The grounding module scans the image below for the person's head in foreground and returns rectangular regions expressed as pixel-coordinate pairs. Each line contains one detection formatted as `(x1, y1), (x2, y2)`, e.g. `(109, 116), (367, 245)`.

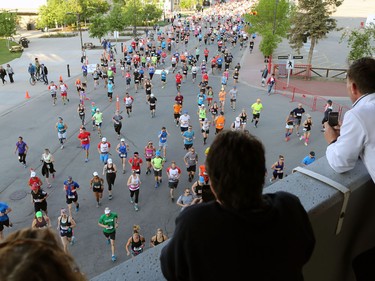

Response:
(0, 228), (86, 281)
(206, 130), (266, 209)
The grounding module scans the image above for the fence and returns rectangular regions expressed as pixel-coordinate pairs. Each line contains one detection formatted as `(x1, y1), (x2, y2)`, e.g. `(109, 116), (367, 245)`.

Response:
(274, 80), (351, 122)
(274, 64), (347, 80)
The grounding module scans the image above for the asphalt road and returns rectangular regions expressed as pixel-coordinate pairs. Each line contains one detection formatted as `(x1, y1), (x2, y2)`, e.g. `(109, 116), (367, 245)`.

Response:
(0, 26), (336, 278)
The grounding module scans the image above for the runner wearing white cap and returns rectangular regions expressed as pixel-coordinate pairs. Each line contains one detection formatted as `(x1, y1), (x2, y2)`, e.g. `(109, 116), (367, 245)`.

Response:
(98, 207), (118, 262)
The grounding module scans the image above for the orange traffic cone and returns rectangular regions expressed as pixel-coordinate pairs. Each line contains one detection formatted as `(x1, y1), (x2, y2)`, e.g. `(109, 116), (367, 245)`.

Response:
(59, 75), (63, 82)
(25, 91), (30, 99)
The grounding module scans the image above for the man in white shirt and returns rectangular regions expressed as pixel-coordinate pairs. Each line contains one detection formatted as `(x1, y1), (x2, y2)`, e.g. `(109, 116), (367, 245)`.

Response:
(179, 111), (190, 134)
(324, 57), (375, 183)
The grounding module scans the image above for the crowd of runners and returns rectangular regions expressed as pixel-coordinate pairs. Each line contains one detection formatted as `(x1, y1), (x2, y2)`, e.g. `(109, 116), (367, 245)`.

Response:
(1, 0), (321, 268)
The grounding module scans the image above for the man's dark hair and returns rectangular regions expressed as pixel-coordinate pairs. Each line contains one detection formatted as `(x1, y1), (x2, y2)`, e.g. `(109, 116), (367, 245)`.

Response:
(347, 57), (375, 95)
(206, 130), (266, 209)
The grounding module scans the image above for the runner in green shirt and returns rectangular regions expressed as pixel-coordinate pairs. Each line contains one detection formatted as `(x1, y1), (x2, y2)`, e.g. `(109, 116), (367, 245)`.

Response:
(151, 150), (165, 188)
(92, 108), (103, 137)
(98, 207), (118, 262)
(251, 98), (263, 128)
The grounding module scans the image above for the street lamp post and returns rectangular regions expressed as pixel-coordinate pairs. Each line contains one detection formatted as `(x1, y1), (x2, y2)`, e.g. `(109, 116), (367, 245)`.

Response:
(67, 12), (83, 52)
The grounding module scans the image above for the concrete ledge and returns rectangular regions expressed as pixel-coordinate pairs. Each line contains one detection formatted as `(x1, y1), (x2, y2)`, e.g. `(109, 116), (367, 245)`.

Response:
(91, 156), (374, 281)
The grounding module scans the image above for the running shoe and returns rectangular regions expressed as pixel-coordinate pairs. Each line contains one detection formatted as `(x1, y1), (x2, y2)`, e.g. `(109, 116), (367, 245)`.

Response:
(76, 204), (79, 212)
(134, 204), (139, 211)
(155, 182), (159, 188)
(109, 194), (113, 200)
(130, 198), (134, 204)
(70, 236), (76, 245)
(111, 255), (117, 262)
(85, 158), (89, 162)
(122, 170), (125, 174)
(107, 239), (110, 245)
(48, 184), (52, 188)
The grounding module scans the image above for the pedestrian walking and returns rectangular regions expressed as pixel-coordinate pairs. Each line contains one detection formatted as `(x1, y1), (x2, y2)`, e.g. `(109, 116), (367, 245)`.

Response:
(127, 170), (141, 211)
(55, 117), (68, 149)
(41, 148), (56, 188)
(90, 171), (105, 207)
(0, 66), (7, 85)
(267, 74), (276, 95)
(260, 65), (268, 87)
(14, 136), (28, 168)
(63, 176), (80, 216)
(57, 208), (76, 253)
(103, 158), (117, 200)
(6, 64), (14, 83)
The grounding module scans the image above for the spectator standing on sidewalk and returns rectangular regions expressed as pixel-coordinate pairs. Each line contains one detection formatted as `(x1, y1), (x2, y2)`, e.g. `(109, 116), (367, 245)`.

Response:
(260, 65), (268, 87)
(6, 64), (15, 83)
(267, 73), (276, 95)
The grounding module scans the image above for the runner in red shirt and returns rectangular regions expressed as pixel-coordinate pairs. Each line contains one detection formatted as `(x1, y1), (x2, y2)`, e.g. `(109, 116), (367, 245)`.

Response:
(28, 170), (43, 189)
(77, 126), (91, 162)
(175, 71), (183, 91)
(128, 152), (143, 174)
(204, 48), (209, 62)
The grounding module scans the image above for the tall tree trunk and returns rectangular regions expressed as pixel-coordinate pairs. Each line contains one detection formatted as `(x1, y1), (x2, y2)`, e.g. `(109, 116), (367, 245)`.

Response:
(307, 35), (316, 79)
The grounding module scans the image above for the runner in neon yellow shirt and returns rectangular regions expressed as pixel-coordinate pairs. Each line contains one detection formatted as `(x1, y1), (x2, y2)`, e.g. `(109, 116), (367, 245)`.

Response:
(251, 98), (263, 128)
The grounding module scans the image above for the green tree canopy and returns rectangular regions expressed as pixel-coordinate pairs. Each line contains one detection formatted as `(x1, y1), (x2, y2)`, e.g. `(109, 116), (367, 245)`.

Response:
(0, 10), (18, 38)
(340, 24), (375, 63)
(288, 0), (342, 66)
(107, 4), (126, 32)
(88, 13), (109, 42)
(244, 0), (293, 56)
(140, 4), (163, 25)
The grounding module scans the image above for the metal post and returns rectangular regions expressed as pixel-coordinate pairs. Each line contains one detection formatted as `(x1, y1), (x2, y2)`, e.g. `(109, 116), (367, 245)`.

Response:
(67, 64), (71, 77)
(78, 14), (83, 52)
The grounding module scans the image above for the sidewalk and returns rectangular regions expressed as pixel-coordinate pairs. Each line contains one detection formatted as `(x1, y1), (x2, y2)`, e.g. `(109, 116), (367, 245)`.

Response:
(239, 37), (348, 99)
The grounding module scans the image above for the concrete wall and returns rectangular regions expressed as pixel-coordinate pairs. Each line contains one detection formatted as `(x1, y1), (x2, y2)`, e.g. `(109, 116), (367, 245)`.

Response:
(91, 156), (375, 281)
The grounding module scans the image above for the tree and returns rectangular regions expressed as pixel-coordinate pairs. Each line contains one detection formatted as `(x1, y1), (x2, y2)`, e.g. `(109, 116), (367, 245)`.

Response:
(0, 10), (18, 49)
(340, 25), (375, 63)
(288, 0), (342, 66)
(107, 4), (126, 32)
(140, 4), (163, 25)
(244, 0), (293, 56)
(179, 0), (197, 10)
(88, 13), (109, 42)
(123, 0), (143, 35)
